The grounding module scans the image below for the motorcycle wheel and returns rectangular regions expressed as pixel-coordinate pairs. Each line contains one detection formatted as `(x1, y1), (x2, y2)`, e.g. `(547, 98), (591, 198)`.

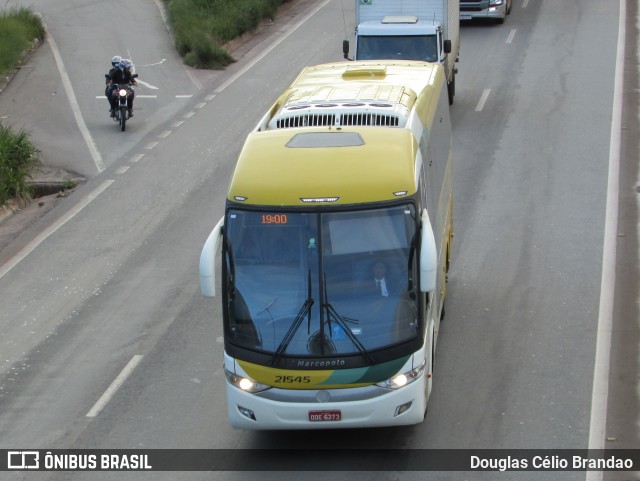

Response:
(120, 106), (127, 131)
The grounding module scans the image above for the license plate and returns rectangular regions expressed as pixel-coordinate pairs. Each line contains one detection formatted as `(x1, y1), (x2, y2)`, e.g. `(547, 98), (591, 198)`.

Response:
(308, 410), (341, 422)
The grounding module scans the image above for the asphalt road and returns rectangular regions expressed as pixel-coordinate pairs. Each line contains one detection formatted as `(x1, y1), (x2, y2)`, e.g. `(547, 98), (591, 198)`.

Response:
(0, 0), (637, 480)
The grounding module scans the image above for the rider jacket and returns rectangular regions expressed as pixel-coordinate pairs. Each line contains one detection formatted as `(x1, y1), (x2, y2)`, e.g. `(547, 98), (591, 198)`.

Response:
(107, 68), (136, 86)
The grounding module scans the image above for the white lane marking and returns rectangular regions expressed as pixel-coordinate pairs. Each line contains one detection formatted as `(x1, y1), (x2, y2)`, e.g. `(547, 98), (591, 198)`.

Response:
(172, 120), (185, 128)
(195, 102), (206, 109)
(45, 24), (104, 173)
(152, 0), (171, 34)
(176, 95), (193, 99)
(183, 111), (195, 119)
(138, 58), (167, 67)
(205, 94), (216, 101)
(145, 141), (159, 150)
(213, 0), (331, 94)
(0, 180), (115, 279)
(86, 355), (143, 417)
(506, 29), (516, 44)
(475, 89), (491, 111)
(115, 166), (129, 174)
(158, 130), (172, 139)
(135, 79), (159, 90)
(586, 1), (625, 478)
(522, 0), (530, 7)
(130, 154), (144, 163)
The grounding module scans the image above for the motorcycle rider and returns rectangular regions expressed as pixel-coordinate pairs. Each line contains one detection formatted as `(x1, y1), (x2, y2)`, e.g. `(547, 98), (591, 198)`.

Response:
(109, 55), (121, 69)
(105, 56), (121, 116)
(105, 58), (137, 118)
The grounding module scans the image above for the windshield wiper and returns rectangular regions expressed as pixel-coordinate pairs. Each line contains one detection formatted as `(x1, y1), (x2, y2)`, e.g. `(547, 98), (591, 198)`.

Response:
(270, 270), (314, 366)
(322, 273), (373, 364)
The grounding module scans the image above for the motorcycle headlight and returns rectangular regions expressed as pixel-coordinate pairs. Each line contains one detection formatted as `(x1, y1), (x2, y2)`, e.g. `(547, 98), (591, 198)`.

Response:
(376, 363), (425, 390)
(224, 368), (271, 393)
(118, 89), (128, 97)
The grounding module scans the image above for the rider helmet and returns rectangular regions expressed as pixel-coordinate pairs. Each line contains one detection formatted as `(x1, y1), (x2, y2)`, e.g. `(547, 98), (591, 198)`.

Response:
(121, 59), (133, 70)
(111, 55), (122, 67)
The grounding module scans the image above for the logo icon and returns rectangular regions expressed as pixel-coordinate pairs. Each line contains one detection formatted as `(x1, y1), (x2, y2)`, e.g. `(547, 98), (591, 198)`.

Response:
(8, 451), (39, 469)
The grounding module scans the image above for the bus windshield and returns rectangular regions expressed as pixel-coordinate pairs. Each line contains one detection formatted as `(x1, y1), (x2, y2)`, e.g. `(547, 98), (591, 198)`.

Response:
(223, 205), (420, 358)
(356, 35), (438, 62)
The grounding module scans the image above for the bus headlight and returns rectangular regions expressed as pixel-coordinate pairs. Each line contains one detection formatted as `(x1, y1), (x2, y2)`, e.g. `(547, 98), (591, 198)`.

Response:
(225, 369), (271, 393)
(376, 363), (425, 390)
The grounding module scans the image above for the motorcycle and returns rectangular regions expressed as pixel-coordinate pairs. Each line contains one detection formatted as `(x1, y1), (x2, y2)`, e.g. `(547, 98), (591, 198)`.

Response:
(105, 73), (138, 131)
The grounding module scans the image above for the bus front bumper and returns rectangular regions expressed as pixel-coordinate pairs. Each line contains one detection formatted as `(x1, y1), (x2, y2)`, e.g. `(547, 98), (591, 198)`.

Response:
(225, 377), (427, 430)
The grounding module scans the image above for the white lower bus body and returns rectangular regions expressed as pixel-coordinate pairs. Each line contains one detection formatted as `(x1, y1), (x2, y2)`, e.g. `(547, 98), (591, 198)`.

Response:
(226, 368), (427, 430)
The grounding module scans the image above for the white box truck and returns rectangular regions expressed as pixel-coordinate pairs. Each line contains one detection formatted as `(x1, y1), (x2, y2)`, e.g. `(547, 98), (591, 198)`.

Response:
(343, 0), (460, 104)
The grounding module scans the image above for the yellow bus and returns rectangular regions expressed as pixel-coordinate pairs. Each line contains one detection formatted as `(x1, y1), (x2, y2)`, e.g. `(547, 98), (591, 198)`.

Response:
(200, 60), (453, 429)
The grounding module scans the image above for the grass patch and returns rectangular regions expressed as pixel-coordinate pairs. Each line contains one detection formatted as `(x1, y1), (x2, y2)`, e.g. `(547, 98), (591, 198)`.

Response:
(0, 122), (41, 205)
(0, 6), (44, 206)
(164, 0), (291, 69)
(0, 6), (45, 77)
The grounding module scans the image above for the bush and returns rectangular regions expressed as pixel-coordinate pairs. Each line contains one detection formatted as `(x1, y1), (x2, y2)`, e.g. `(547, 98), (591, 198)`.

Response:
(0, 123), (41, 205)
(0, 6), (45, 77)
(165, 0), (290, 69)
(0, 6), (44, 206)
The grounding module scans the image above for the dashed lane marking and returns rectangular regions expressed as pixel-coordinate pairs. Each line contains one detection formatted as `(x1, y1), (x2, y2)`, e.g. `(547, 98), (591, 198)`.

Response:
(475, 89), (491, 112)
(86, 355), (144, 418)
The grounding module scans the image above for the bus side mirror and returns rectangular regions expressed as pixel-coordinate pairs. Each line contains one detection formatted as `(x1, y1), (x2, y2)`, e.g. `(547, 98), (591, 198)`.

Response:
(199, 217), (224, 297)
(419, 209), (437, 293)
(443, 39), (452, 54)
(343, 40), (350, 59)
